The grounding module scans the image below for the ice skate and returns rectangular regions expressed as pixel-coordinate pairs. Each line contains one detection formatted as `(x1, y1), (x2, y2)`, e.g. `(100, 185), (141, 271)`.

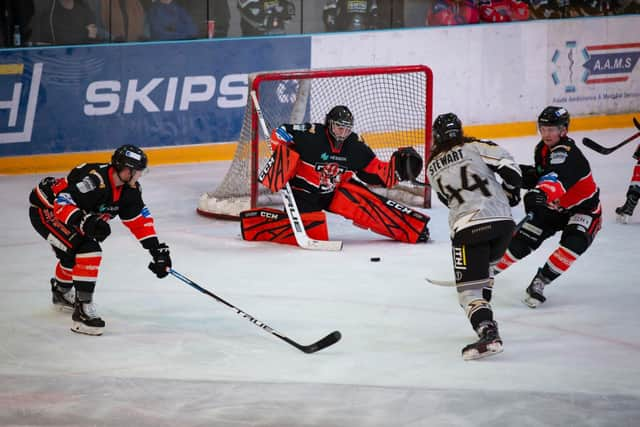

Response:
(616, 193), (638, 224)
(71, 300), (105, 336)
(50, 278), (75, 312)
(462, 320), (503, 361)
(615, 205), (633, 224)
(523, 269), (548, 308)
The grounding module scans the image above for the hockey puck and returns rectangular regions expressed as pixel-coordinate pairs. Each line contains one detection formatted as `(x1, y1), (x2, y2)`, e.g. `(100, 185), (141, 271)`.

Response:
(370, 257), (381, 262)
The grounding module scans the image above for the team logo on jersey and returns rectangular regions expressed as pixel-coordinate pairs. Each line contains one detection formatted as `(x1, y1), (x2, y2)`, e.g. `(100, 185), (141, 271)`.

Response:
(76, 176), (97, 193)
(549, 151), (568, 165)
(321, 152), (347, 162)
(0, 63), (42, 144)
(316, 162), (346, 192)
(453, 245), (467, 270)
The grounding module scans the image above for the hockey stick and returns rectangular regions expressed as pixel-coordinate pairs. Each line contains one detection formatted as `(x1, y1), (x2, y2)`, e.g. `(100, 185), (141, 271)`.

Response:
(169, 269), (342, 354)
(425, 212), (534, 287)
(250, 90), (343, 251)
(582, 117), (640, 155)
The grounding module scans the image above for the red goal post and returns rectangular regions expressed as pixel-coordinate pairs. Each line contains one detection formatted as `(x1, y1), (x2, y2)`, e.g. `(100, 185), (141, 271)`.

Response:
(198, 65), (433, 219)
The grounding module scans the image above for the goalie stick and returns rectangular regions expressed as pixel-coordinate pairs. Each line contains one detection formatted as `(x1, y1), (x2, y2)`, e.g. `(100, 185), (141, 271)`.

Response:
(169, 269), (342, 354)
(250, 91), (343, 251)
(582, 117), (640, 155)
(425, 213), (534, 287)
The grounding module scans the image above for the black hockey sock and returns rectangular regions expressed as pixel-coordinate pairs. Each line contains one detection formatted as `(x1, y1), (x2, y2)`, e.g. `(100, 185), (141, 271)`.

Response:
(539, 265), (558, 284)
(620, 186), (640, 215)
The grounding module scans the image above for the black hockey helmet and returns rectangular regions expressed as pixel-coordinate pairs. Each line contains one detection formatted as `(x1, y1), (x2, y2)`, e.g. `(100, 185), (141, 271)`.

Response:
(325, 105), (354, 144)
(111, 144), (148, 172)
(538, 106), (570, 129)
(432, 113), (463, 146)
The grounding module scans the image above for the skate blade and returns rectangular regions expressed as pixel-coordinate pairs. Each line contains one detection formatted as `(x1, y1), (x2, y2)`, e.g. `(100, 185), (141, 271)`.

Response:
(52, 304), (74, 313)
(462, 343), (503, 361)
(523, 296), (543, 308)
(71, 322), (104, 336)
(616, 214), (630, 224)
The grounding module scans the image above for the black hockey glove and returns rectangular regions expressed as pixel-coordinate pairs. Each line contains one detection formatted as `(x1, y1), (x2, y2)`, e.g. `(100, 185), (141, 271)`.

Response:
(392, 147), (423, 181)
(520, 164), (539, 190)
(523, 189), (547, 215)
(502, 182), (521, 207)
(80, 214), (111, 242)
(633, 144), (640, 160)
(148, 242), (171, 279)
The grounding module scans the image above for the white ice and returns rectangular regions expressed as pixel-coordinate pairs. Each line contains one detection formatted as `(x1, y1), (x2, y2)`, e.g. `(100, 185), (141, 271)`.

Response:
(1, 128), (639, 427)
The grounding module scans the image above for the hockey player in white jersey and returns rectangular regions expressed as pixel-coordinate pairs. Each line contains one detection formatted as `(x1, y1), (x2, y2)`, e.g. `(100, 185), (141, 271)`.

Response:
(426, 113), (522, 360)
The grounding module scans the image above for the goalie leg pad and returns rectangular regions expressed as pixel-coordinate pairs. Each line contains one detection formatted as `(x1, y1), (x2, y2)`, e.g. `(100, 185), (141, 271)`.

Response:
(258, 144), (300, 193)
(328, 180), (430, 243)
(240, 208), (328, 246)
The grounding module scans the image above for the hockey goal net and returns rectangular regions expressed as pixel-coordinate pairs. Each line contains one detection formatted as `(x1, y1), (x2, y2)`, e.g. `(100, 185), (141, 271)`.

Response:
(197, 65), (433, 219)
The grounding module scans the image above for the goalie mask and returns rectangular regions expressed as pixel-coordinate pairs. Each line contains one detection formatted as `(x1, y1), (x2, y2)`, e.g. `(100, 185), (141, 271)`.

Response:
(538, 106), (570, 130)
(432, 113), (463, 146)
(325, 105), (354, 149)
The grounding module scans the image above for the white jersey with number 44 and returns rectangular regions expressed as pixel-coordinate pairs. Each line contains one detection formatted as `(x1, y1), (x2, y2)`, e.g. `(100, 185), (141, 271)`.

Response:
(427, 140), (519, 234)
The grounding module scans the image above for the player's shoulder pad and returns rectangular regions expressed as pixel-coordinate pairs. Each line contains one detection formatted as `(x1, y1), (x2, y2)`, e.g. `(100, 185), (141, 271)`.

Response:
(549, 144), (570, 165)
(75, 169), (105, 194)
(290, 123), (312, 132)
(475, 139), (498, 147)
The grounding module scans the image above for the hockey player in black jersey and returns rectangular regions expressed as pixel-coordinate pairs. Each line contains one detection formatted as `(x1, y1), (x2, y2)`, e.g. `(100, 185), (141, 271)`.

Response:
(426, 113), (522, 360)
(29, 145), (172, 335)
(493, 106), (602, 308)
(614, 142), (640, 223)
(240, 105), (430, 245)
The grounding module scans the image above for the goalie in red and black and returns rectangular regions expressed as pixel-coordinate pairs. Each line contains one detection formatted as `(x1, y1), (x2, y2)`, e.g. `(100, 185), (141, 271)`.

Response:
(29, 145), (172, 336)
(492, 106), (602, 308)
(240, 105), (430, 245)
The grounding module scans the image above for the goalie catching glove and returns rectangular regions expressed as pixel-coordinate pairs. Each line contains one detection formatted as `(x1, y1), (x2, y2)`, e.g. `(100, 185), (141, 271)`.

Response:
(148, 242), (171, 278)
(391, 147), (423, 182)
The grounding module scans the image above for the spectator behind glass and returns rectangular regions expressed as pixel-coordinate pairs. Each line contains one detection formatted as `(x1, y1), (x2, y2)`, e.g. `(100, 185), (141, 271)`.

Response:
(180, 0), (230, 38)
(1, 0), (35, 47)
(615, 0), (640, 13)
(86, 0), (146, 42)
(568, 0), (613, 16)
(34, 0), (98, 45)
(238, 0), (295, 36)
(479, 0), (529, 22)
(377, 0), (405, 28)
(323, 0), (380, 32)
(427, 0), (479, 25)
(147, 0), (197, 40)
(211, 0), (231, 37)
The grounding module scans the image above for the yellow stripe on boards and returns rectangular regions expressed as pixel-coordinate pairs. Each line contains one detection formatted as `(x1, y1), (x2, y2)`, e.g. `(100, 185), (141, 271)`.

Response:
(0, 64), (24, 75)
(1, 112), (637, 174)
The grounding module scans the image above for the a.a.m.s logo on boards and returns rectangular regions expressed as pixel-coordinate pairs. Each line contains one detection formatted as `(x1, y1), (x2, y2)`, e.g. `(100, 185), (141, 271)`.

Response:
(0, 62), (42, 144)
(551, 41), (640, 93)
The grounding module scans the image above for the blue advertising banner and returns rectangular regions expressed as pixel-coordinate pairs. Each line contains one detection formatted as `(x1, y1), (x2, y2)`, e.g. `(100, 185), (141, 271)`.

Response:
(0, 37), (311, 157)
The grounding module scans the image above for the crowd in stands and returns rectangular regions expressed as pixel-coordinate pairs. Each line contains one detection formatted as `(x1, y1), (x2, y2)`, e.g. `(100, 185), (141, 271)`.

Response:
(1, 0), (638, 48)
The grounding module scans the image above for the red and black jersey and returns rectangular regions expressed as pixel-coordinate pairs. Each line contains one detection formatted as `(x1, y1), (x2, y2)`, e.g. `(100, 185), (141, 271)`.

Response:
(29, 163), (159, 249)
(272, 123), (394, 195)
(533, 136), (600, 213)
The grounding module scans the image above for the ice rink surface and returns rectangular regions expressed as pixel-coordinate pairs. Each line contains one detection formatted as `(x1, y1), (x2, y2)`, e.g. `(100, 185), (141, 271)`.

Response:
(1, 128), (639, 426)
